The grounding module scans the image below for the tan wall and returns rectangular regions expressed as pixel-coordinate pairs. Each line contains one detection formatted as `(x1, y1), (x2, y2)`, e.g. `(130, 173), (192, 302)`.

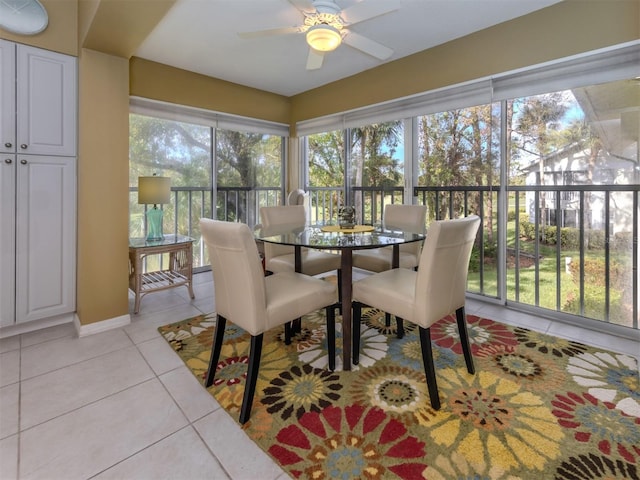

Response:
(0, 0), (77, 56)
(77, 48), (130, 325)
(79, 0), (175, 58)
(289, 0), (640, 127)
(129, 58), (290, 125)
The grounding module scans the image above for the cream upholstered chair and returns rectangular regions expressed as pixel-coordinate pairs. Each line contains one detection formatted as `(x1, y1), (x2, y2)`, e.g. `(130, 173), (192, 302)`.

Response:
(352, 204), (427, 272)
(287, 189), (310, 223)
(260, 204), (342, 339)
(353, 204), (427, 327)
(260, 205), (341, 277)
(200, 219), (337, 424)
(352, 215), (481, 410)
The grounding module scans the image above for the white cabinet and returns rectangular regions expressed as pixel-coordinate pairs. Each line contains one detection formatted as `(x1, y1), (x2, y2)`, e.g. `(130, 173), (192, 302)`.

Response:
(0, 40), (16, 156)
(1, 156), (76, 326)
(0, 40), (76, 327)
(0, 40), (76, 156)
(0, 153), (16, 326)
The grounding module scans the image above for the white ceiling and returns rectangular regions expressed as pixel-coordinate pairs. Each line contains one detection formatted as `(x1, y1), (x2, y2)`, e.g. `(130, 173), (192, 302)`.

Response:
(135, 0), (562, 97)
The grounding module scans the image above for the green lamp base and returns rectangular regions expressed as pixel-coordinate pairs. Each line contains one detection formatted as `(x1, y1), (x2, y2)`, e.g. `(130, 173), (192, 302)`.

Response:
(146, 206), (164, 242)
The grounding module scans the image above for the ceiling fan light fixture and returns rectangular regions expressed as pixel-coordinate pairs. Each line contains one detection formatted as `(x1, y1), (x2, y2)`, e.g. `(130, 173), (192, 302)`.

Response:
(306, 24), (342, 52)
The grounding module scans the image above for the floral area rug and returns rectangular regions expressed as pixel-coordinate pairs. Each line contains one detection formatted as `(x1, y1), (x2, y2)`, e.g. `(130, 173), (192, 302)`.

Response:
(158, 309), (640, 479)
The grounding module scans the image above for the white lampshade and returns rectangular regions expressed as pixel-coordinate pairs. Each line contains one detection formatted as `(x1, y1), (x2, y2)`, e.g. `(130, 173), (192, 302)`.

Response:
(306, 24), (341, 52)
(138, 176), (171, 205)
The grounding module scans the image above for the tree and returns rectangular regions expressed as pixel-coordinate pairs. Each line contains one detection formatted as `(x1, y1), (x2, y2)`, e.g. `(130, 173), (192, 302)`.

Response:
(308, 131), (345, 188)
(350, 121), (402, 220)
(417, 106), (498, 222)
(129, 114), (211, 187)
(512, 93), (568, 233)
(216, 129), (282, 223)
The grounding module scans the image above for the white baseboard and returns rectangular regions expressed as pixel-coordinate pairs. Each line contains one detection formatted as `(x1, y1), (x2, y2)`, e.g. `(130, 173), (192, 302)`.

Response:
(0, 313), (74, 339)
(75, 313), (131, 337)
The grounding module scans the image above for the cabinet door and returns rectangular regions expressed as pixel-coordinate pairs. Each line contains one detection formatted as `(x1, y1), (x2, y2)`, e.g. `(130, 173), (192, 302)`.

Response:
(16, 45), (76, 157)
(0, 155), (15, 327)
(15, 155), (76, 323)
(0, 40), (15, 155)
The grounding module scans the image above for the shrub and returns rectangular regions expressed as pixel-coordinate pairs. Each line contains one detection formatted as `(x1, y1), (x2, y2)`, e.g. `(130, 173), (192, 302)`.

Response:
(468, 238), (497, 273)
(612, 231), (633, 251)
(560, 227), (580, 249)
(484, 238), (498, 258)
(542, 225), (556, 245)
(520, 220), (535, 240)
(586, 229), (605, 250)
(572, 257), (606, 287)
(507, 208), (525, 222)
(469, 249), (480, 272)
(570, 256), (631, 290)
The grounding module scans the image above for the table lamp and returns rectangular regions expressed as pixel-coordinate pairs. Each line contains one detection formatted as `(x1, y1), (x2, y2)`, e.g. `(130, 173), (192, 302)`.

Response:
(138, 175), (171, 241)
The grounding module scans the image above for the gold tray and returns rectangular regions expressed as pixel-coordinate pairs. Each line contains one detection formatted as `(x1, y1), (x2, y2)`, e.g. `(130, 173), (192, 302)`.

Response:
(320, 225), (375, 233)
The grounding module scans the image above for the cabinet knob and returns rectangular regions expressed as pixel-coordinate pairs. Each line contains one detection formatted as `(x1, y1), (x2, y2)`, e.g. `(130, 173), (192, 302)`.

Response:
(4, 159), (11, 164)
(20, 144), (27, 149)
(4, 142), (11, 148)
(20, 159), (27, 165)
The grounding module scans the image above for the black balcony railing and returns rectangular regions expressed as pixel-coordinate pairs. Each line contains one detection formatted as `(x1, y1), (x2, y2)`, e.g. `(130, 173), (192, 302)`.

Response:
(414, 184), (639, 330)
(508, 184), (639, 329)
(130, 186), (282, 271)
(130, 183), (639, 330)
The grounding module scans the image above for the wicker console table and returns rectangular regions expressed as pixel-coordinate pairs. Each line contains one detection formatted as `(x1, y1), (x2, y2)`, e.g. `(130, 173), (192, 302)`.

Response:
(128, 235), (195, 314)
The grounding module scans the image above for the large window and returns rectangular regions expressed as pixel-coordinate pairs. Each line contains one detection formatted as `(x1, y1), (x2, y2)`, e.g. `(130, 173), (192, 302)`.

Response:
(129, 114), (213, 268)
(306, 122), (405, 225)
(216, 129), (284, 226)
(350, 121), (405, 224)
(129, 100), (287, 269)
(307, 130), (344, 224)
(300, 43), (639, 334)
(416, 103), (500, 298)
(506, 81), (638, 328)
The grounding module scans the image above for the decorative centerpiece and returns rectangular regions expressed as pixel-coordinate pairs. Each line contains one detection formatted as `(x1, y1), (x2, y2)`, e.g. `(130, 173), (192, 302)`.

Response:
(338, 206), (356, 229)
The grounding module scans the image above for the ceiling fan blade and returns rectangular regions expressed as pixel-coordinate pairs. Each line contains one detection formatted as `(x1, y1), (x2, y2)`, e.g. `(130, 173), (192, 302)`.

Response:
(343, 31), (393, 60)
(306, 48), (325, 70)
(238, 26), (301, 39)
(340, 0), (399, 25)
(288, 0), (315, 14)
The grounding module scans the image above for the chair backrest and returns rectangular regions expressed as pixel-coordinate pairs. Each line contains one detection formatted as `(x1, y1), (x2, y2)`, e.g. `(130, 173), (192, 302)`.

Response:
(414, 215), (481, 326)
(383, 204), (427, 255)
(200, 219), (267, 335)
(260, 205), (306, 260)
(287, 190), (311, 222)
(287, 189), (307, 206)
(260, 204), (305, 228)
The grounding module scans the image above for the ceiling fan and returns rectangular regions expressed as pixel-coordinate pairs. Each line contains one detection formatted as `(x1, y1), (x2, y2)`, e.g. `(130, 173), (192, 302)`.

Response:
(239, 0), (399, 70)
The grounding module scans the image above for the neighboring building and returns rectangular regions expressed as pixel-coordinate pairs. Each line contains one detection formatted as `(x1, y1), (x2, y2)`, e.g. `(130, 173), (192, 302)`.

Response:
(521, 82), (639, 235)
(522, 141), (637, 234)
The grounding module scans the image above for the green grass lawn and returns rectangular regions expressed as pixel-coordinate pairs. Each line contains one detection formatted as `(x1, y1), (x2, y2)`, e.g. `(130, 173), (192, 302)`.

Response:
(467, 220), (634, 328)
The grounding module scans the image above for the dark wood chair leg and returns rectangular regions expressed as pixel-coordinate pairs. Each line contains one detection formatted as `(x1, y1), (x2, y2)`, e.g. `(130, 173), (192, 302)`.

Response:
(326, 305), (336, 371)
(456, 306), (475, 374)
(395, 317), (404, 339)
(284, 321), (292, 345)
(352, 302), (362, 365)
(239, 333), (264, 425)
(205, 315), (227, 388)
(337, 269), (342, 314)
(419, 326), (441, 410)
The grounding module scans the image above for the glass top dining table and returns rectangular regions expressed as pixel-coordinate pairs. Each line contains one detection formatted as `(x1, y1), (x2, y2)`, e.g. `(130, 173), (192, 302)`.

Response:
(255, 223), (426, 371)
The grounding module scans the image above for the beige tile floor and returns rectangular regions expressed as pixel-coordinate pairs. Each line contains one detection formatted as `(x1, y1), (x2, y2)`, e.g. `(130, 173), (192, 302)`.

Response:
(1, 271), (638, 480)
